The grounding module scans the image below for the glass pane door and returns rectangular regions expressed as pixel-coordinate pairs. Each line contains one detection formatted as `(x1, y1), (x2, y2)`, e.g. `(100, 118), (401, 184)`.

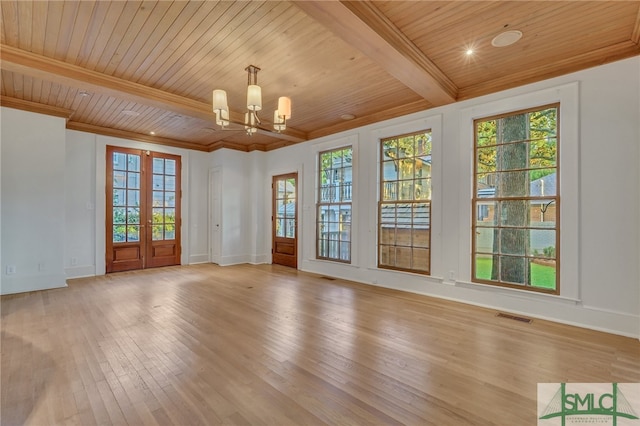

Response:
(106, 146), (181, 273)
(151, 157), (177, 241)
(272, 173), (298, 268)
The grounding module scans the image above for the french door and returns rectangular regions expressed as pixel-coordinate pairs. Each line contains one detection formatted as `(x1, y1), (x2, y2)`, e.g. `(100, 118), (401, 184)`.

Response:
(106, 146), (181, 273)
(272, 173), (298, 268)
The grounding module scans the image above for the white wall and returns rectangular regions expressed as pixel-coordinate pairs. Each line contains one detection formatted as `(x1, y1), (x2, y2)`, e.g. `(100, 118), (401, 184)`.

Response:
(65, 131), (96, 278)
(1, 108), (67, 294)
(257, 57), (639, 337)
(0, 108), (3, 291)
(188, 151), (211, 264)
(247, 151), (268, 264)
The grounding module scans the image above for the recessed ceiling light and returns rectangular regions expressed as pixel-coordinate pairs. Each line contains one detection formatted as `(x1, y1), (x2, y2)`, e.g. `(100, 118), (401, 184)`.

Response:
(491, 30), (523, 47)
(341, 114), (356, 120)
(78, 90), (91, 97)
(149, 131), (156, 135)
(465, 48), (474, 56)
(121, 110), (140, 117)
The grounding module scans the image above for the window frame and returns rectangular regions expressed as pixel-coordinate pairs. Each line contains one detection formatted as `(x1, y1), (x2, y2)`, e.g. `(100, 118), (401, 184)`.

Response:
(316, 146), (353, 263)
(378, 130), (432, 275)
(471, 103), (560, 294)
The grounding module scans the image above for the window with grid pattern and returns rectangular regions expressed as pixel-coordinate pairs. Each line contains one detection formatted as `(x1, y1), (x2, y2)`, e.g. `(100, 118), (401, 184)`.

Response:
(472, 104), (559, 293)
(379, 131), (432, 274)
(317, 147), (352, 262)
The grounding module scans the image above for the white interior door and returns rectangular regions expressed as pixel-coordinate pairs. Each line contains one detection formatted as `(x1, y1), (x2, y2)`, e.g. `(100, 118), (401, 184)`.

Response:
(210, 168), (222, 264)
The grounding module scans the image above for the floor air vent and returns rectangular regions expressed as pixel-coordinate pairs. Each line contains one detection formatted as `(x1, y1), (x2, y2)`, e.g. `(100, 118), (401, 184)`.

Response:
(496, 312), (533, 323)
(320, 276), (336, 280)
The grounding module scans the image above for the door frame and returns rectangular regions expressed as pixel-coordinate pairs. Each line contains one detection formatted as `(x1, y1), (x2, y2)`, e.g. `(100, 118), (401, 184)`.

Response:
(271, 172), (299, 269)
(96, 139), (189, 275)
(105, 146), (147, 272)
(105, 146), (182, 273)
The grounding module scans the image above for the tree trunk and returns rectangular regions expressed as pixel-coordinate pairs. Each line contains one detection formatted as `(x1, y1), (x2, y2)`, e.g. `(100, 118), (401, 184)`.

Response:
(491, 114), (530, 284)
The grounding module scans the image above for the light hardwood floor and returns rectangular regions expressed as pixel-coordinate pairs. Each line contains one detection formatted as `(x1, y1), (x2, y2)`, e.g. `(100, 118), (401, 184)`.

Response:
(2, 264), (638, 425)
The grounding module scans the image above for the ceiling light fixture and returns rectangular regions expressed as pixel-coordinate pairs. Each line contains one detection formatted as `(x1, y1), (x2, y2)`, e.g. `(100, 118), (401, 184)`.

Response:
(491, 30), (523, 47)
(212, 65), (292, 136)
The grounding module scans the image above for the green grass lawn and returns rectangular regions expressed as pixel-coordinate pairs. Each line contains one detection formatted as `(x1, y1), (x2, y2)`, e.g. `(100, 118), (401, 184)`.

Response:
(475, 257), (556, 290)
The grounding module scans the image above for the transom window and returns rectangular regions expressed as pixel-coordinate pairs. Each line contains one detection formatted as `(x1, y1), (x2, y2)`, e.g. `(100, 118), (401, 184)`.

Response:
(317, 147), (352, 262)
(472, 104), (559, 293)
(379, 131), (432, 274)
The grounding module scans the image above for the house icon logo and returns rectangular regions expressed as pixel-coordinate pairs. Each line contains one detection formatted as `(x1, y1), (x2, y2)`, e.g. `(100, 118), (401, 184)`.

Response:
(538, 383), (640, 425)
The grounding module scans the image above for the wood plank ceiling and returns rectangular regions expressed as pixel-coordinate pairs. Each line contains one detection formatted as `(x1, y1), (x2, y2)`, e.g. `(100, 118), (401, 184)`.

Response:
(1, 1), (639, 152)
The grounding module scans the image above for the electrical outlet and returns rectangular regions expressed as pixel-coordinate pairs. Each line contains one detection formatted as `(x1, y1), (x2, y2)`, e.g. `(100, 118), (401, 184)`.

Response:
(71, 257), (78, 266)
(38, 262), (46, 272)
(449, 270), (455, 281)
(6, 265), (16, 275)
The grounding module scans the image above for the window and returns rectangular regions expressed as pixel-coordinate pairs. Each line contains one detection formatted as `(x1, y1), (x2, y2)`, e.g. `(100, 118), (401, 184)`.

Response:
(472, 104), (559, 293)
(317, 147), (352, 262)
(379, 131), (432, 274)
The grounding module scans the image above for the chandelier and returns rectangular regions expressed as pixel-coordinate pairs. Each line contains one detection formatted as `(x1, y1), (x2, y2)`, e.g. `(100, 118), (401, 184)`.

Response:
(212, 65), (292, 135)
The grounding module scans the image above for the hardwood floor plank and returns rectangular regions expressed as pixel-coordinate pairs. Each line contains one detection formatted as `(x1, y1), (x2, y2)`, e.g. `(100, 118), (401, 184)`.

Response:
(72, 389), (98, 426)
(95, 379), (127, 426)
(1, 264), (638, 425)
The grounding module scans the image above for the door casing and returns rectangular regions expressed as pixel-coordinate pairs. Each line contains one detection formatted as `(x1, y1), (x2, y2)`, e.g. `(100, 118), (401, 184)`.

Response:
(272, 173), (298, 269)
(106, 146), (181, 273)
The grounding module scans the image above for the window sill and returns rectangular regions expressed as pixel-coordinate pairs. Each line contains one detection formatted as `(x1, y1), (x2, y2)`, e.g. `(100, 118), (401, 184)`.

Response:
(453, 279), (581, 305)
(306, 258), (359, 268)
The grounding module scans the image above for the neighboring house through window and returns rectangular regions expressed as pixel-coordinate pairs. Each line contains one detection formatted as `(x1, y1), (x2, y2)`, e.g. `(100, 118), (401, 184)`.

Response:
(379, 130), (432, 274)
(317, 147), (352, 262)
(472, 104), (559, 293)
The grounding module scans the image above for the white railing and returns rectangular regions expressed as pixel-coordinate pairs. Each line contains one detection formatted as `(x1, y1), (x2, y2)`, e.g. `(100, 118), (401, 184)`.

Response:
(320, 182), (352, 202)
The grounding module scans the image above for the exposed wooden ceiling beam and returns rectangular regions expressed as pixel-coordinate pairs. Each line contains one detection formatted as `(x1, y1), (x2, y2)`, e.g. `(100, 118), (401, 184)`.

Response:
(66, 121), (211, 152)
(294, 0), (457, 105)
(0, 44), (307, 144)
(0, 96), (73, 119)
(66, 122), (274, 153)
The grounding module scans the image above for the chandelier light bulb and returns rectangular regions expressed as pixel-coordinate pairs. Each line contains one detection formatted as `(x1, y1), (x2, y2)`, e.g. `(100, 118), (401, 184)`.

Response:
(247, 85), (262, 111)
(277, 97), (291, 119)
(212, 89), (228, 113)
(245, 112), (258, 135)
(215, 109), (229, 127)
(273, 110), (286, 132)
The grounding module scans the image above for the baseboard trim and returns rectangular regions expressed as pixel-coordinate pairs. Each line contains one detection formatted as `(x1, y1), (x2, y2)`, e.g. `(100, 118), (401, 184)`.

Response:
(65, 265), (96, 279)
(1, 273), (68, 295)
(189, 254), (210, 264)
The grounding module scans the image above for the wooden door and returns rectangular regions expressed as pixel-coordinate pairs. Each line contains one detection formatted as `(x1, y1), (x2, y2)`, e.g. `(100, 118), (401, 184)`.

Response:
(146, 151), (181, 268)
(272, 173), (298, 268)
(106, 146), (181, 273)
